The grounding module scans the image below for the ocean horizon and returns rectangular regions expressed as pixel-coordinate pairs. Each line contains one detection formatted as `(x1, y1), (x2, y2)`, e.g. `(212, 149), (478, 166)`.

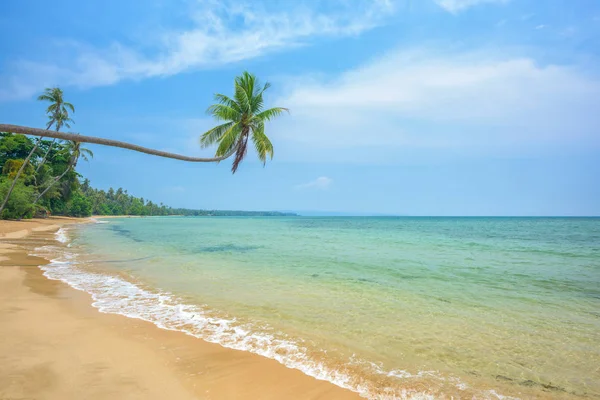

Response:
(35, 216), (600, 399)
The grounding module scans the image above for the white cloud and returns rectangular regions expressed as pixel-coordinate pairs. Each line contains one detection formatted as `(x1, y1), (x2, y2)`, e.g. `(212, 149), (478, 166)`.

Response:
(0, 0), (396, 100)
(434, 0), (509, 14)
(270, 48), (600, 162)
(295, 177), (333, 190)
(535, 24), (547, 30)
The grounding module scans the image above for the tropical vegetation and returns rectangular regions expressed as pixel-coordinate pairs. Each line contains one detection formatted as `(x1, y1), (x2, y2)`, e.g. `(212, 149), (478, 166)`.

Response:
(0, 132), (295, 218)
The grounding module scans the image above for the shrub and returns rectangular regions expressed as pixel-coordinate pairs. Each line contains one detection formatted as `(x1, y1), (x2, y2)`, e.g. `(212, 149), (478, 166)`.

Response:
(66, 191), (92, 217)
(0, 178), (36, 219)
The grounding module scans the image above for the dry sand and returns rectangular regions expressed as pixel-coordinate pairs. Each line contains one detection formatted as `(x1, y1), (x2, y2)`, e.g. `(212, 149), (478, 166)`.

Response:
(0, 218), (359, 400)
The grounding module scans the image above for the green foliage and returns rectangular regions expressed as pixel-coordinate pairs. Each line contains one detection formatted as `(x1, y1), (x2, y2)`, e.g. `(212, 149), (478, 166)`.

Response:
(0, 178), (36, 219)
(67, 191), (92, 217)
(201, 71), (288, 173)
(0, 133), (39, 166)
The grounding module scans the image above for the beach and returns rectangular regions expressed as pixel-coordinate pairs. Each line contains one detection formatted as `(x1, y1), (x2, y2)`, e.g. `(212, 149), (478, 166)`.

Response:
(0, 218), (359, 400)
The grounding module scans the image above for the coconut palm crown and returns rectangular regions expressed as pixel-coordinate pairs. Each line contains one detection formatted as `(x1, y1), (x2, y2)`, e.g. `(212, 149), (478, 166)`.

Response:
(38, 88), (75, 131)
(200, 72), (288, 174)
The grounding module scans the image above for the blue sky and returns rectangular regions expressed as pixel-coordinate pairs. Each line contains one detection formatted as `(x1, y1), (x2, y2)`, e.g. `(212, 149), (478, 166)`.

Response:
(1, 0), (599, 215)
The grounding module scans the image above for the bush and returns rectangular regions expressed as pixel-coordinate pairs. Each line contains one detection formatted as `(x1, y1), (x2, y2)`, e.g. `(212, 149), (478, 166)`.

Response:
(0, 178), (36, 219)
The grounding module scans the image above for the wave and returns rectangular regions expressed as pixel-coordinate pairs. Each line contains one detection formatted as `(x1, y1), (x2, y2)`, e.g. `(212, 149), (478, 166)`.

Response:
(32, 228), (512, 400)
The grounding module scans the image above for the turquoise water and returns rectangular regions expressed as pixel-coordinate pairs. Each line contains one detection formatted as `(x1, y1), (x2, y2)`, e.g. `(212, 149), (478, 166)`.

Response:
(43, 217), (600, 399)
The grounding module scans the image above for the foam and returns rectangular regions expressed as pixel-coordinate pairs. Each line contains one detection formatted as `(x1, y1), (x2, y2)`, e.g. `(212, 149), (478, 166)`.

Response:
(55, 228), (69, 243)
(30, 228), (515, 400)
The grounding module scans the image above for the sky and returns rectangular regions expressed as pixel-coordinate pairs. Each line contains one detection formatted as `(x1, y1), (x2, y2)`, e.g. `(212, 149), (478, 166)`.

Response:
(1, 0), (599, 216)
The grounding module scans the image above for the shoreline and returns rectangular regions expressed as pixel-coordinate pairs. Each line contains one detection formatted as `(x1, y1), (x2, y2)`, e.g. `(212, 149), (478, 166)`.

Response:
(0, 218), (359, 399)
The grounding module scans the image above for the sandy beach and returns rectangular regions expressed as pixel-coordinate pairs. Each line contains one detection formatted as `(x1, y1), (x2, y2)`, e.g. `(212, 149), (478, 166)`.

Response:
(0, 218), (359, 400)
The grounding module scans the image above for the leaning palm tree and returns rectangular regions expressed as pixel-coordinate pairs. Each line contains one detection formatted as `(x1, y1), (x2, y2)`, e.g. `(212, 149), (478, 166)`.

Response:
(34, 139), (93, 204)
(0, 88), (74, 216)
(0, 73), (287, 179)
(200, 71), (288, 173)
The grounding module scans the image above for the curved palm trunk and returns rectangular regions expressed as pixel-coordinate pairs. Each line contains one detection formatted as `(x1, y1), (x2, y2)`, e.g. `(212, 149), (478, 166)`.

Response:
(0, 138), (42, 216)
(0, 124), (238, 162)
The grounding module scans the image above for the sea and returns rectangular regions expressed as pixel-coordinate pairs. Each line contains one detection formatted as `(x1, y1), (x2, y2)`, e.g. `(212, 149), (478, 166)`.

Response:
(33, 217), (600, 399)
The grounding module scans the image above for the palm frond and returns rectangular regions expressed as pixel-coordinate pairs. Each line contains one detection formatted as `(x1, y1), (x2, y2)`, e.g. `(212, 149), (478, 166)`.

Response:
(214, 93), (241, 112)
(200, 122), (236, 148)
(251, 123), (274, 164)
(239, 71), (257, 98)
(37, 94), (54, 102)
(206, 104), (241, 122)
(64, 102), (75, 113)
(81, 148), (93, 158)
(250, 93), (264, 114)
(254, 107), (289, 122)
(215, 124), (241, 156)
(234, 83), (251, 113)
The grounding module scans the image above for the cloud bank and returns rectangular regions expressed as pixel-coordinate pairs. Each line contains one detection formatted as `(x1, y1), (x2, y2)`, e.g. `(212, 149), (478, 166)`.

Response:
(270, 48), (600, 162)
(0, 0), (395, 100)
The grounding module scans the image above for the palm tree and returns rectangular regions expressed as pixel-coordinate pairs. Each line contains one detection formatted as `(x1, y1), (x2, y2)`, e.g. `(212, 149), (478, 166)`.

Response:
(34, 139), (93, 204)
(36, 88), (76, 172)
(200, 72), (288, 173)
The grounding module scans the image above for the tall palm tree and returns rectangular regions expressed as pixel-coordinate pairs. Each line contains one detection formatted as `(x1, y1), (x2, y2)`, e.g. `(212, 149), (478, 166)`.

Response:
(200, 71), (288, 173)
(34, 139), (93, 204)
(36, 88), (75, 172)
(38, 88), (75, 130)
(0, 88), (74, 216)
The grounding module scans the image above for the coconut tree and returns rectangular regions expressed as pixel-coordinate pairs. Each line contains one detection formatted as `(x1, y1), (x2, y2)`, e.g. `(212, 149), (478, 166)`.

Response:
(36, 89), (76, 172)
(33, 139), (93, 204)
(200, 71), (288, 173)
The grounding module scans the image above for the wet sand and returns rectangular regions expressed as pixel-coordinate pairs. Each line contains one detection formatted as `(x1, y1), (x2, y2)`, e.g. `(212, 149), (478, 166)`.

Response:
(0, 218), (359, 400)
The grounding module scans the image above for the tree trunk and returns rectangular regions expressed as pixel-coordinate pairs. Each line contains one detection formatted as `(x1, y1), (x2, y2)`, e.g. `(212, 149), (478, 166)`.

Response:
(35, 138), (56, 173)
(0, 124), (238, 162)
(0, 137), (42, 216)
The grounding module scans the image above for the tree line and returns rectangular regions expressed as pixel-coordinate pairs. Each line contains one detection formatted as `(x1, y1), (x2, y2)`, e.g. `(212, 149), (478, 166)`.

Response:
(0, 132), (295, 218)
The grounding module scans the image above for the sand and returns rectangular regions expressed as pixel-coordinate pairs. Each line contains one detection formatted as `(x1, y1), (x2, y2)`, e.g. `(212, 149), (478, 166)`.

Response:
(0, 218), (359, 400)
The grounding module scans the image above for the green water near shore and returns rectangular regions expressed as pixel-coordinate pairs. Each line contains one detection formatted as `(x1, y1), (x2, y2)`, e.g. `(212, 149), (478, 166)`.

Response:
(63, 217), (599, 398)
